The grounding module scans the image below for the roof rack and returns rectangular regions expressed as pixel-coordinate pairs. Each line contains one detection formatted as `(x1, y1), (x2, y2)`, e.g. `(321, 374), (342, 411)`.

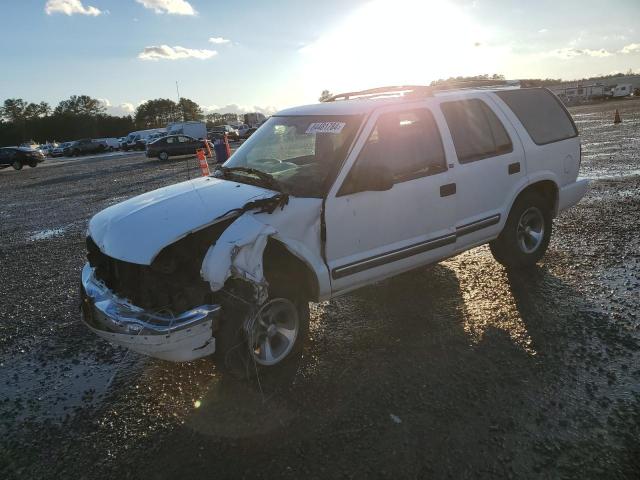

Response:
(323, 80), (520, 102)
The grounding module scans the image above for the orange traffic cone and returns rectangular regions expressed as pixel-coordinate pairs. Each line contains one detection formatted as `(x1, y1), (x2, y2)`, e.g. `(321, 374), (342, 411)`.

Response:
(614, 109), (622, 124)
(196, 149), (210, 176)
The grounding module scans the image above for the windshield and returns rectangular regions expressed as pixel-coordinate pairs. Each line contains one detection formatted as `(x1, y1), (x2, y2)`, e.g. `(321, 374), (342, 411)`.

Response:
(222, 115), (362, 197)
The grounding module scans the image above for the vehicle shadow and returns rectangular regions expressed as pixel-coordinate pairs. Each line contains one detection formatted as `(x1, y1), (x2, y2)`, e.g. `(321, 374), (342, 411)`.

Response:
(135, 260), (597, 479)
(65, 251), (632, 480)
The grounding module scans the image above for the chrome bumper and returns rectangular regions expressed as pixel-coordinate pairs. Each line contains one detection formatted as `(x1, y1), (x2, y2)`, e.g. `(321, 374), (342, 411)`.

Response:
(80, 263), (220, 362)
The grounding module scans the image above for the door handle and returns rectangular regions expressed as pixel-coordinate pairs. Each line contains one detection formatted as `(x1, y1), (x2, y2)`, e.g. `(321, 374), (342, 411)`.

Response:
(508, 162), (521, 175)
(440, 183), (456, 197)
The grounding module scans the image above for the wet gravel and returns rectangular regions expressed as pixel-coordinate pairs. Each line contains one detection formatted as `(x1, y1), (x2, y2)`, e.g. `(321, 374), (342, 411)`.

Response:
(1, 100), (639, 479)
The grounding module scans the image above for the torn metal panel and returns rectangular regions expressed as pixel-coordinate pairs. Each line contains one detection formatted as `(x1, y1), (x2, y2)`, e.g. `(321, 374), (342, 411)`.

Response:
(200, 214), (276, 298)
(200, 197), (332, 301)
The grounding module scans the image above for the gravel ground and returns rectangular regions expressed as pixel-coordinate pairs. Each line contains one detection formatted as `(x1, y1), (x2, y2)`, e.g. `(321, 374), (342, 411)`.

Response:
(1, 100), (639, 479)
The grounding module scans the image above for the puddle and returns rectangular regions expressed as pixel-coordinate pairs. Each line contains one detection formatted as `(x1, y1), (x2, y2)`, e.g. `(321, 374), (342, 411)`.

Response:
(28, 227), (67, 241)
(0, 349), (143, 428)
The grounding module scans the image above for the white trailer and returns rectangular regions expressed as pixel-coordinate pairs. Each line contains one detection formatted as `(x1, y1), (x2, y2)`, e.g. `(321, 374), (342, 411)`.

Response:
(166, 121), (207, 139)
(609, 84), (632, 98)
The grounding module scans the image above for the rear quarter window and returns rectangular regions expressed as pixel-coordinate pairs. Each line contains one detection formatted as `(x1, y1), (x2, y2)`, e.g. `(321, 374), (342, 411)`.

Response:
(495, 88), (578, 145)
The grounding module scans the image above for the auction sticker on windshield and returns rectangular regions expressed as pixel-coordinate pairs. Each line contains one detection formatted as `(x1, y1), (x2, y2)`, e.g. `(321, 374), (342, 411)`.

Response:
(306, 122), (346, 135)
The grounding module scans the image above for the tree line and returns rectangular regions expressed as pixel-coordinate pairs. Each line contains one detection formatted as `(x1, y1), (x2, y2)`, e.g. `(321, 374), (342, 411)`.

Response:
(0, 95), (243, 146)
(0, 95), (133, 146)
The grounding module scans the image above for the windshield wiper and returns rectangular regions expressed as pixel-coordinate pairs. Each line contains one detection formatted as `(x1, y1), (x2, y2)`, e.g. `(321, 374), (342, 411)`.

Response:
(215, 166), (286, 193)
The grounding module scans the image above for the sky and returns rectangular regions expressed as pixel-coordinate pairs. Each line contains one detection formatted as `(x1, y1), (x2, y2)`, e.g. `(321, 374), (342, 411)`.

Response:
(1, 0), (639, 116)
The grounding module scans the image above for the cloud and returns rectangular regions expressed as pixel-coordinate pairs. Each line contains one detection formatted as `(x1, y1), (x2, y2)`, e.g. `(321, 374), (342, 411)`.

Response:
(138, 45), (218, 61)
(119, 103), (136, 114)
(538, 28), (548, 34)
(97, 99), (137, 116)
(620, 43), (640, 54)
(135, 0), (196, 15)
(545, 47), (612, 59)
(209, 37), (232, 45)
(203, 104), (278, 116)
(45, 0), (102, 16)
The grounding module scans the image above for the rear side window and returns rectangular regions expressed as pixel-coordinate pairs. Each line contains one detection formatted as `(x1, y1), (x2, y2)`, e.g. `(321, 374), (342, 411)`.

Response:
(441, 99), (513, 164)
(495, 88), (578, 145)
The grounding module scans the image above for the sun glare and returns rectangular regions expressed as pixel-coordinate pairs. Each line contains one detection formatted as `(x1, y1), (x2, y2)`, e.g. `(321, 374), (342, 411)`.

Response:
(300, 0), (505, 98)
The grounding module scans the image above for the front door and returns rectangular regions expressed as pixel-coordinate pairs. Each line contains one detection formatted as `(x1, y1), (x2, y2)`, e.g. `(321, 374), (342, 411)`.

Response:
(325, 105), (456, 294)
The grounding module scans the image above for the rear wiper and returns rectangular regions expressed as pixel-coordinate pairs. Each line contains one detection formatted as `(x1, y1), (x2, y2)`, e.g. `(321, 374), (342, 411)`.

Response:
(215, 166), (285, 193)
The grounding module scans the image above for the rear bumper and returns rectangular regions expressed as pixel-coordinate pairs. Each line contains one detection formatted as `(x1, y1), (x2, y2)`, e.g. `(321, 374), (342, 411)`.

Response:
(558, 178), (590, 213)
(80, 263), (220, 362)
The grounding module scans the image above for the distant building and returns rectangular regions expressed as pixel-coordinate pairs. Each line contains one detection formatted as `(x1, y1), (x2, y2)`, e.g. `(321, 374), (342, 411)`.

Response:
(548, 83), (607, 102)
(547, 74), (640, 104)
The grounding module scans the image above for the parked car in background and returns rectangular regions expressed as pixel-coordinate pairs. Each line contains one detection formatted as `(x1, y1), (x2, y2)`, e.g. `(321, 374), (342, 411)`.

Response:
(122, 129), (166, 151)
(38, 143), (58, 156)
(241, 127), (258, 139)
(208, 125), (240, 141)
(51, 142), (72, 157)
(95, 138), (120, 151)
(167, 121), (207, 140)
(69, 139), (105, 157)
(145, 134), (212, 161)
(235, 124), (250, 137)
(0, 147), (45, 170)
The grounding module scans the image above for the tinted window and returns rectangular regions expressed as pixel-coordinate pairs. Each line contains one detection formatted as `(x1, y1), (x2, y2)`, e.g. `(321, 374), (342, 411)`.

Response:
(352, 108), (446, 184)
(495, 88), (578, 145)
(441, 99), (513, 164)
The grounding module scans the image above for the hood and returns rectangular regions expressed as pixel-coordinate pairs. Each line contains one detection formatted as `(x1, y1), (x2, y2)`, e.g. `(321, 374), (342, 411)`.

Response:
(88, 177), (274, 265)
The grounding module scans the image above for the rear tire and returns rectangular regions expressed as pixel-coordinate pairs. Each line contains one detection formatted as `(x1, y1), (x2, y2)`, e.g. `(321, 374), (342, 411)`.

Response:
(12, 160), (22, 171)
(28, 161), (37, 168)
(490, 191), (552, 269)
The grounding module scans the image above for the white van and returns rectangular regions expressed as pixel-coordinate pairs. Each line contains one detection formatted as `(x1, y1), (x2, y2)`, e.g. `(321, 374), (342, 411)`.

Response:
(122, 128), (166, 151)
(81, 85), (589, 370)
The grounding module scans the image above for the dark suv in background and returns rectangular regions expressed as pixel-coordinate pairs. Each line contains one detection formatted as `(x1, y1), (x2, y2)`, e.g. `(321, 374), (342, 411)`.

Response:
(145, 135), (212, 161)
(0, 147), (45, 170)
(69, 139), (105, 157)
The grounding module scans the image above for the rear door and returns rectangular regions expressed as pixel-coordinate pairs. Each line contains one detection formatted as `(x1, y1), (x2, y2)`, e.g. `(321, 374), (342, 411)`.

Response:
(438, 96), (525, 250)
(325, 105), (456, 294)
(177, 136), (194, 155)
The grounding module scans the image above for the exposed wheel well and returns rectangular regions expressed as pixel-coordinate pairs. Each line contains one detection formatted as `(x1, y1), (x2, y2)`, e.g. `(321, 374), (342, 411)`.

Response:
(263, 239), (319, 302)
(514, 180), (559, 217)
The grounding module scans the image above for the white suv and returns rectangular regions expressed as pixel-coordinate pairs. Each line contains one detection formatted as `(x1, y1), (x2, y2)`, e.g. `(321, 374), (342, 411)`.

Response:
(80, 86), (589, 371)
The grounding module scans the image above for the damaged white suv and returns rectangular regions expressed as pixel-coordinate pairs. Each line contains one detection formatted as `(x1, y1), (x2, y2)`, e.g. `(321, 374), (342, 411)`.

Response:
(81, 85), (589, 371)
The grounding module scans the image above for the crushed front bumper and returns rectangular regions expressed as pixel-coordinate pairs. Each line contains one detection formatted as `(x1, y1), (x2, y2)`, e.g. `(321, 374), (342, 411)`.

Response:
(80, 263), (220, 362)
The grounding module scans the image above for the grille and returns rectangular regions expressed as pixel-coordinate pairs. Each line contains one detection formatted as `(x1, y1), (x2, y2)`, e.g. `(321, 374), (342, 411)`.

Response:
(86, 218), (234, 312)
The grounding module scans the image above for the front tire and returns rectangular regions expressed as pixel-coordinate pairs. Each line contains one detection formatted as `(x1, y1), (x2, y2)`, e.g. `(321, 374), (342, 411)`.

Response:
(215, 287), (309, 377)
(12, 160), (22, 171)
(158, 151), (169, 161)
(490, 191), (552, 269)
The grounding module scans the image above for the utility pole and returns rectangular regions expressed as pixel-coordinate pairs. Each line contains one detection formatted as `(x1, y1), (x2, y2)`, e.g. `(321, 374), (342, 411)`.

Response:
(176, 81), (184, 121)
